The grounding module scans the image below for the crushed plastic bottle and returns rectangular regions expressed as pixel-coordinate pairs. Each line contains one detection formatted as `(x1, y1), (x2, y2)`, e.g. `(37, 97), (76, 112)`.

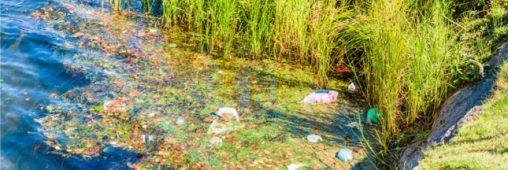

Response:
(302, 90), (338, 104)
(336, 148), (353, 161)
(307, 134), (323, 143)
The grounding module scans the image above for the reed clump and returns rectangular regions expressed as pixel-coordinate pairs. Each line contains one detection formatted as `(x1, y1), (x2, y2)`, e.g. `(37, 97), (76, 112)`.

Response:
(106, 0), (503, 166)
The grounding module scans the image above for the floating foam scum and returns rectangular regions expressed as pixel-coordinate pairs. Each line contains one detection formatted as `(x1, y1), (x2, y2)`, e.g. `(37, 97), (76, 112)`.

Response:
(33, 1), (372, 169)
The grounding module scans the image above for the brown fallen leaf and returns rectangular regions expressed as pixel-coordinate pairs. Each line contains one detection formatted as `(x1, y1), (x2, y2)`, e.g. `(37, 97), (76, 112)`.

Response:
(72, 32), (84, 37)
(203, 116), (215, 122)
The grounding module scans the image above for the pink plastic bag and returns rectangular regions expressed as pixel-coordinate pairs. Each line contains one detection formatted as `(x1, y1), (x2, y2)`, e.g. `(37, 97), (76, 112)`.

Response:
(302, 90), (338, 104)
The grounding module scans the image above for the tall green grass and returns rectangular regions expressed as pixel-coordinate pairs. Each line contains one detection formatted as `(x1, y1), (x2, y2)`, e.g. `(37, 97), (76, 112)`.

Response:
(107, 0), (497, 166)
(156, 0), (351, 85)
(340, 0), (463, 147)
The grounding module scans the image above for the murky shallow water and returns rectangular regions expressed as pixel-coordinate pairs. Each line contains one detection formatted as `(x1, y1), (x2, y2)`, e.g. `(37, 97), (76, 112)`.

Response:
(1, 0), (372, 169)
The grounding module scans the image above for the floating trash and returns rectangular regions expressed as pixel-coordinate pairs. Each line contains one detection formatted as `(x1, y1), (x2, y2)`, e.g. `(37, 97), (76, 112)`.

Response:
(314, 89), (329, 93)
(288, 163), (304, 170)
(209, 137), (223, 146)
(102, 146), (115, 154)
(127, 162), (134, 168)
(176, 117), (185, 125)
(336, 148), (353, 161)
(142, 134), (155, 143)
(348, 83), (356, 93)
(346, 122), (360, 129)
(302, 90), (338, 104)
(217, 107), (240, 121)
(103, 99), (128, 113)
(366, 108), (381, 124)
(207, 121), (228, 135)
(307, 134), (323, 143)
(335, 67), (350, 73)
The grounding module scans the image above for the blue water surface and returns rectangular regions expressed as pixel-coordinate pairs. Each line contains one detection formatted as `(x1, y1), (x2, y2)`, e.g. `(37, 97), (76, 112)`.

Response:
(1, 0), (138, 169)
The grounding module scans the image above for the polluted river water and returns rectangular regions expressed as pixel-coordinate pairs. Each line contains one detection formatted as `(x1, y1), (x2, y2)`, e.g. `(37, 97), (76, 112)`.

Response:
(1, 0), (374, 169)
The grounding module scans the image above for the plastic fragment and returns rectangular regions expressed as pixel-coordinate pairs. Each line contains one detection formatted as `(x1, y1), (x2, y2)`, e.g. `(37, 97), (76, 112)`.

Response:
(217, 107), (240, 121)
(348, 83), (356, 93)
(288, 163), (304, 170)
(346, 122), (360, 129)
(102, 146), (115, 154)
(366, 108), (381, 124)
(176, 117), (185, 125)
(335, 67), (350, 73)
(336, 148), (353, 161)
(103, 99), (127, 112)
(314, 89), (329, 94)
(307, 134), (323, 143)
(142, 134), (155, 143)
(127, 162), (134, 168)
(209, 137), (223, 146)
(207, 121), (227, 135)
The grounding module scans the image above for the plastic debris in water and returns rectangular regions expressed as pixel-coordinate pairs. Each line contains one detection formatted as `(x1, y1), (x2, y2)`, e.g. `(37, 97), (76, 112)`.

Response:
(348, 83), (356, 93)
(288, 163), (304, 170)
(127, 162), (134, 168)
(366, 108), (381, 124)
(102, 146), (115, 154)
(307, 134), (323, 143)
(142, 134), (155, 143)
(314, 89), (330, 94)
(346, 122), (360, 129)
(335, 67), (350, 73)
(209, 137), (223, 146)
(217, 107), (240, 121)
(103, 99), (128, 113)
(176, 117), (185, 125)
(302, 90), (338, 104)
(336, 148), (353, 161)
(207, 121), (228, 135)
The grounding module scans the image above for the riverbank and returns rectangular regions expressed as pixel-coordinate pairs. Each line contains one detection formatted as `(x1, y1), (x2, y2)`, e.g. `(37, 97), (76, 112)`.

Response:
(418, 54), (508, 169)
(3, 0), (506, 169)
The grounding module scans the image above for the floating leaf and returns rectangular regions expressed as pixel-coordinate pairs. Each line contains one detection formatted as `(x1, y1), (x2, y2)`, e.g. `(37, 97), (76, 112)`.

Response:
(95, 105), (103, 112)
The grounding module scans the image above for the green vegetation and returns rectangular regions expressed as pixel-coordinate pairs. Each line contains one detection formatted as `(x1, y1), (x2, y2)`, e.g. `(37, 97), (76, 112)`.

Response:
(32, 3), (370, 169)
(418, 60), (508, 170)
(138, 0), (506, 165)
(36, 0), (507, 168)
